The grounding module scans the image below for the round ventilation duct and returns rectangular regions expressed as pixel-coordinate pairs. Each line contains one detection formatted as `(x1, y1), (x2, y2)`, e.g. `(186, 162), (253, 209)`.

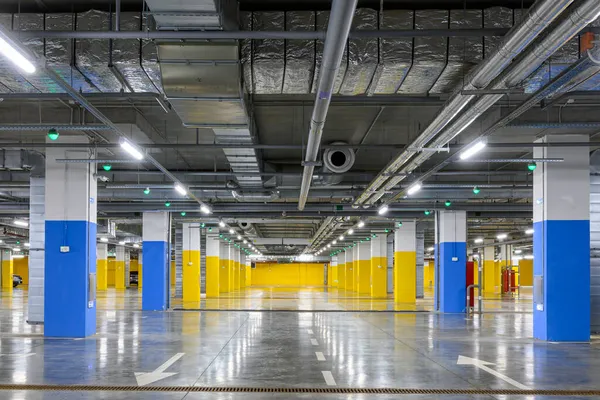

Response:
(321, 142), (355, 186)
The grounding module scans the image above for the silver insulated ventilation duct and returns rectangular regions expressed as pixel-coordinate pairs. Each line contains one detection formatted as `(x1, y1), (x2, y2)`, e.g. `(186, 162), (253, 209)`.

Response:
(321, 143), (356, 186)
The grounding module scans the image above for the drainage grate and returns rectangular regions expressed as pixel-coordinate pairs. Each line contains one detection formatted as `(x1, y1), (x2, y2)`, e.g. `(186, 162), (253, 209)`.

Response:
(0, 385), (599, 396)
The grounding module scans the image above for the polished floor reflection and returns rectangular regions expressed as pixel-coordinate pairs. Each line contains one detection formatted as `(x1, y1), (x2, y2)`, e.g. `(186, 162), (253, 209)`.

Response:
(0, 286), (596, 399)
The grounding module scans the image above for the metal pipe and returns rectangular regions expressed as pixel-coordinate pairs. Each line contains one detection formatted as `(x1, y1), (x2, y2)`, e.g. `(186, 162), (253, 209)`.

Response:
(373, 0), (600, 206)
(352, 0), (576, 207)
(466, 284), (479, 314)
(0, 124), (110, 131)
(298, 0), (358, 211)
(115, 0), (121, 31)
(13, 28), (514, 40)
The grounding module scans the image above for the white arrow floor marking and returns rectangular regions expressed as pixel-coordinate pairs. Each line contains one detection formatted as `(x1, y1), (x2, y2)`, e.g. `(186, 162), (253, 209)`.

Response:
(135, 353), (185, 386)
(457, 355), (530, 390)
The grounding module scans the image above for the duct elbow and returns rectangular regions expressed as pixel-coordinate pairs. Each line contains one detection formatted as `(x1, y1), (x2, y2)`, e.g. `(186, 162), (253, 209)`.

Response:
(320, 142), (355, 186)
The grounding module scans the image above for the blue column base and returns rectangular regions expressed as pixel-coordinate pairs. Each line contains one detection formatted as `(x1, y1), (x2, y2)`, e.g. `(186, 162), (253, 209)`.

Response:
(435, 242), (467, 313)
(533, 220), (590, 342)
(142, 241), (169, 311)
(45, 220), (96, 338)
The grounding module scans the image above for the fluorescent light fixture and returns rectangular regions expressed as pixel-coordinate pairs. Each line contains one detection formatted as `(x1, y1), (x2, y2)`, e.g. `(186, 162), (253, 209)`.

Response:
(11, 254), (24, 259)
(524, 255), (534, 260)
(339, 235), (344, 241)
(525, 228), (534, 235)
(118, 241), (125, 245)
(229, 229), (235, 234)
(0, 34), (36, 74)
(200, 205), (211, 214)
(13, 220), (28, 227)
(237, 235), (242, 240)
(133, 244), (140, 248)
(119, 138), (144, 160)
(219, 220), (226, 228)
(459, 139), (486, 160)
(514, 249), (522, 254)
(327, 244), (331, 248)
(357, 221), (365, 228)
(407, 183), (422, 196)
(332, 240), (337, 245)
(348, 229), (354, 235)
(100, 237), (109, 243)
(174, 184), (187, 196)
(12, 248), (20, 252)
(427, 246), (434, 251)
(24, 243), (30, 247)
(513, 255), (522, 261)
(377, 205), (389, 215)
(474, 238), (484, 244)
(243, 240), (247, 244)
(497, 233), (508, 240)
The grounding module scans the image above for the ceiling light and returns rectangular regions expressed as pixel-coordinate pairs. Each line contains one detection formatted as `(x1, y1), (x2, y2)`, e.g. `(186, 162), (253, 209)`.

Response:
(100, 237), (108, 243)
(243, 240), (247, 244)
(497, 233), (508, 240)
(229, 229), (234, 234)
(102, 164), (112, 172)
(143, 187), (150, 195)
(180, 212), (186, 216)
(357, 220), (365, 228)
(13, 220), (28, 227)
(164, 201), (171, 207)
(237, 235), (242, 240)
(459, 139), (487, 160)
(200, 205), (211, 215)
(473, 186), (481, 195)
(524, 255), (534, 260)
(445, 200), (451, 207)
(339, 235), (344, 240)
(24, 243), (30, 247)
(527, 162), (537, 171)
(348, 229), (354, 235)
(133, 244), (140, 248)
(424, 210), (431, 215)
(0, 34), (36, 74)
(12, 248), (20, 252)
(525, 228), (534, 235)
(174, 184), (187, 196)
(332, 240), (337, 245)
(47, 128), (59, 141)
(377, 205), (389, 215)
(427, 246), (434, 251)
(119, 138), (144, 160)
(514, 249), (522, 254)
(474, 238), (484, 244)
(327, 244), (331, 248)
(11, 254), (24, 259)
(407, 183), (422, 196)
(118, 241), (125, 245)
(219, 220), (226, 228)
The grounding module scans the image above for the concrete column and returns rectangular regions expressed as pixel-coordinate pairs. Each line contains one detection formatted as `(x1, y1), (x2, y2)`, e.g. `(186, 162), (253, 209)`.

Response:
(138, 252), (143, 291)
(483, 242), (497, 295)
(533, 134), (590, 341)
(44, 136), (97, 337)
(338, 252), (345, 290)
(331, 256), (338, 287)
(219, 240), (231, 293)
(28, 175), (45, 324)
(346, 247), (354, 291)
(206, 232), (220, 297)
(142, 212), (170, 311)
(435, 210), (467, 313)
(371, 234), (387, 299)
(394, 220), (416, 304)
(115, 246), (126, 290)
(96, 243), (108, 291)
(182, 223), (201, 303)
(1, 250), (13, 291)
(356, 242), (371, 295)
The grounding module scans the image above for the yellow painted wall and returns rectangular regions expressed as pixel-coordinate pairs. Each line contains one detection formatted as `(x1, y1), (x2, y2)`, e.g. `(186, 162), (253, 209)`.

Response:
(394, 251), (416, 304)
(251, 263), (325, 287)
(356, 260), (371, 295)
(219, 258), (230, 293)
(234, 261), (240, 290)
(138, 262), (142, 290)
(13, 257), (28, 285)
(371, 256), (387, 298)
(206, 256), (219, 297)
(183, 250), (201, 302)
(331, 265), (338, 287)
(115, 260), (126, 290)
(345, 261), (354, 290)
(107, 257), (116, 287)
(2, 258), (13, 290)
(519, 259), (533, 286)
(97, 258), (108, 291)
(246, 264), (252, 286)
(338, 263), (345, 289)
(171, 260), (176, 288)
(423, 260), (434, 289)
(483, 260), (499, 294)
(130, 260), (139, 272)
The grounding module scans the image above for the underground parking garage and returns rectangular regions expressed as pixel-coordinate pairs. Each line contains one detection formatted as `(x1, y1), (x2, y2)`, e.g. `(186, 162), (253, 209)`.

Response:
(0, 0), (599, 398)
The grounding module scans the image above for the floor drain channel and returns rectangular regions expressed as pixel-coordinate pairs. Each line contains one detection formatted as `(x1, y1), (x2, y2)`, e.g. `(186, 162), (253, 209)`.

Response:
(0, 385), (599, 396)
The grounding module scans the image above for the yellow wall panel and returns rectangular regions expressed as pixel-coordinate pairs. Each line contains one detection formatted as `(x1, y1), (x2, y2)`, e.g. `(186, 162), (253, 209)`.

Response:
(97, 259), (108, 291)
(338, 263), (345, 289)
(345, 261), (354, 291)
(356, 260), (371, 295)
(394, 251), (416, 304)
(251, 263), (325, 287)
(115, 261), (126, 290)
(219, 259), (230, 293)
(483, 260), (499, 294)
(107, 257), (116, 287)
(171, 260), (176, 288)
(206, 256), (219, 297)
(2, 259), (13, 290)
(519, 259), (533, 286)
(13, 257), (28, 285)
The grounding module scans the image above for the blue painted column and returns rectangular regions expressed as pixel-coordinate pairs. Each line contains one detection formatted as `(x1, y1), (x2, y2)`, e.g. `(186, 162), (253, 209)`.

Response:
(44, 136), (97, 338)
(533, 135), (590, 342)
(434, 210), (467, 313)
(142, 212), (170, 311)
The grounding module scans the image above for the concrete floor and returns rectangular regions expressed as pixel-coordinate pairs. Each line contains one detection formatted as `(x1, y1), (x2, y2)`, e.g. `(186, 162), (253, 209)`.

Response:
(0, 287), (598, 399)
